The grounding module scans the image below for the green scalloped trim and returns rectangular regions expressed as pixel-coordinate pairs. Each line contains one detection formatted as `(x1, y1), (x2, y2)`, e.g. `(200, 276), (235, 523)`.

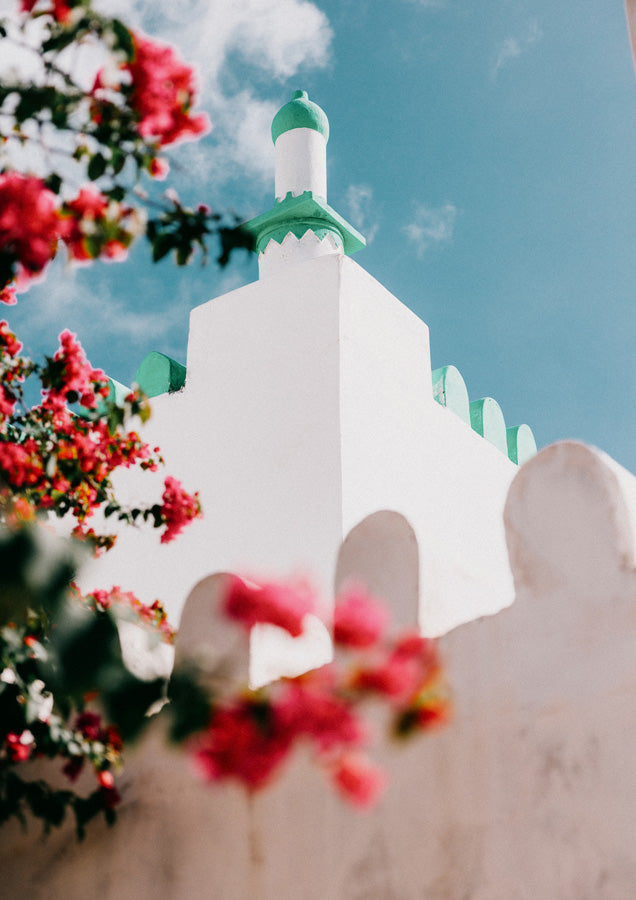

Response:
(134, 351), (186, 398)
(469, 397), (508, 455)
(431, 365), (470, 424)
(506, 424), (537, 465)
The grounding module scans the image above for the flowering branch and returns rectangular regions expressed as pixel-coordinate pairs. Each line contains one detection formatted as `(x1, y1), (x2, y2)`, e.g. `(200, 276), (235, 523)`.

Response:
(0, 0), (253, 303)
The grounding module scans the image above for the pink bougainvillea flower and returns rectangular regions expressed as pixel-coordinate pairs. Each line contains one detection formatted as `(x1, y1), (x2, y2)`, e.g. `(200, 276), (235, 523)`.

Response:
(41, 329), (109, 411)
(0, 173), (60, 277)
(20, 0), (74, 21)
(75, 711), (103, 741)
(159, 475), (201, 543)
(192, 700), (293, 790)
(125, 32), (211, 147)
(0, 284), (17, 305)
(5, 731), (34, 763)
(97, 769), (115, 789)
(352, 632), (439, 703)
(277, 680), (366, 754)
(62, 755), (84, 782)
(149, 156), (170, 179)
(102, 239), (128, 260)
(223, 575), (316, 637)
(59, 188), (138, 264)
(330, 752), (387, 808)
(414, 696), (451, 730)
(333, 584), (390, 649)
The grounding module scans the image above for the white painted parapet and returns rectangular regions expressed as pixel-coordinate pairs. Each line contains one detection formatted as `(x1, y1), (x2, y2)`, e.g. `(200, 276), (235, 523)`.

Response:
(8, 440), (636, 897)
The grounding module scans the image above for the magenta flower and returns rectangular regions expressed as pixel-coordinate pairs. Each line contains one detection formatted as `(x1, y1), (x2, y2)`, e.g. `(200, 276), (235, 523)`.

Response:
(330, 753), (387, 808)
(159, 475), (201, 543)
(223, 575), (316, 637)
(333, 584), (390, 649)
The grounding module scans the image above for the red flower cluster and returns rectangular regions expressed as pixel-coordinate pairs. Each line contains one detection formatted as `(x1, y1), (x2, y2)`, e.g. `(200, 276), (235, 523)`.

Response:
(223, 575), (316, 637)
(0, 329), (164, 523)
(159, 475), (201, 543)
(5, 731), (34, 763)
(0, 173), (59, 280)
(43, 328), (109, 411)
(81, 585), (176, 643)
(125, 33), (211, 147)
(0, 285), (17, 306)
(20, 0), (74, 22)
(0, 177), (143, 298)
(192, 579), (450, 808)
(58, 187), (140, 264)
(62, 711), (123, 810)
(0, 320), (27, 418)
(333, 584), (390, 648)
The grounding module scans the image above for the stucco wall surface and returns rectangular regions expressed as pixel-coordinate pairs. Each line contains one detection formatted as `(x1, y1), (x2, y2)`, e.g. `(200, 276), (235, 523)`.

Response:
(78, 254), (516, 651)
(4, 441), (636, 898)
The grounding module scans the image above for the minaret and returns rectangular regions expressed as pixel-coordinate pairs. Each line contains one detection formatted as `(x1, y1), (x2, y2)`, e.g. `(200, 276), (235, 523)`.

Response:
(85, 89), (523, 671)
(245, 90), (365, 278)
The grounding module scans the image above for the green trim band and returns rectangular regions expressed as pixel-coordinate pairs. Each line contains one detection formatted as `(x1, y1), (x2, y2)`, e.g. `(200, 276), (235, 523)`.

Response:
(244, 190), (365, 256)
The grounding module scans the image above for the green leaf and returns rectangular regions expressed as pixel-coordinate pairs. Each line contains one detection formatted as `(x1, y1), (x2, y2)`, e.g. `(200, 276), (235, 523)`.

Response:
(105, 185), (126, 202)
(111, 149), (126, 175)
(43, 605), (123, 701)
(44, 173), (63, 195)
(110, 19), (135, 61)
(151, 233), (175, 263)
(176, 243), (192, 266)
(87, 152), (107, 181)
(101, 671), (165, 742)
(166, 667), (211, 743)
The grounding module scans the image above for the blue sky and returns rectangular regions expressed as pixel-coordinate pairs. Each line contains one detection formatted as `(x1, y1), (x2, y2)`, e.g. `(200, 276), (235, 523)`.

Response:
(6, 0), (636, 471)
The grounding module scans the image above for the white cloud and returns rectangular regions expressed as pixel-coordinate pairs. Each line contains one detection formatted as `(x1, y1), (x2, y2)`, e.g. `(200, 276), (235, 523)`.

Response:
(492, 20), (542, 79)
(0, 0), (333, 187)
(402, 202), (457, 256)
(12, 257), (186, 362)
(94, 0), (332, 186)
(345, 184), (379, 243)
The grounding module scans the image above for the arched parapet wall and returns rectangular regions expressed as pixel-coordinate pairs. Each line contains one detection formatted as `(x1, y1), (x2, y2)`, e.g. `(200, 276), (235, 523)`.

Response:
(177, 571), (332, 691)
(335, 510), (420, 629)
(504, 440), (636, 601)
(175, 572), (251, 685)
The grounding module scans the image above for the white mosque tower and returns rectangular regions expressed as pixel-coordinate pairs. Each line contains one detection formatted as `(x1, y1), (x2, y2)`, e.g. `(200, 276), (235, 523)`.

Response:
(85, 90), (537, 676)
(245, 89), (365, 277)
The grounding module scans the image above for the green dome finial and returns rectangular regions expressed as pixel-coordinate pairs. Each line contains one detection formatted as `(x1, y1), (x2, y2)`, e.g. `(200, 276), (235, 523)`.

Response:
(271, 90), (330, 144)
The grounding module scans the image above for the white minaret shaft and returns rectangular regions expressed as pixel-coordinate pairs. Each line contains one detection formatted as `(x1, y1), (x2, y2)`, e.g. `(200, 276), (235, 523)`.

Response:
(275, 127), (327, 201)
(244, 90), (365, 278)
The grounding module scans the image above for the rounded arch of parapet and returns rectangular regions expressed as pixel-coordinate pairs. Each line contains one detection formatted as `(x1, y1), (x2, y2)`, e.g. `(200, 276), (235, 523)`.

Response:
(335, 510), (419, 628)
(175, 572), (249, 680)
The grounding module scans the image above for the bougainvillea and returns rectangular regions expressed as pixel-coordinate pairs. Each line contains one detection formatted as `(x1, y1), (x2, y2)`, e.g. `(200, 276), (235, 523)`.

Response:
(191, 579), (450, 809)
(123, 32), (211, 147)
(0, 0), (451, 842)
(0, 0), (252, 298)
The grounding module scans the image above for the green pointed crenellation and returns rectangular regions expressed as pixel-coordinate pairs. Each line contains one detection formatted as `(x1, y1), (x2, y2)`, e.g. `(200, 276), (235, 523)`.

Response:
(271, 90), (330, 144)
(243, 191), (365, 257)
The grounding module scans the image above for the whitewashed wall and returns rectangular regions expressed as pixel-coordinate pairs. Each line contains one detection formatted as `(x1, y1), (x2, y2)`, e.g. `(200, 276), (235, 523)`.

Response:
(4, 440), (636, 898)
